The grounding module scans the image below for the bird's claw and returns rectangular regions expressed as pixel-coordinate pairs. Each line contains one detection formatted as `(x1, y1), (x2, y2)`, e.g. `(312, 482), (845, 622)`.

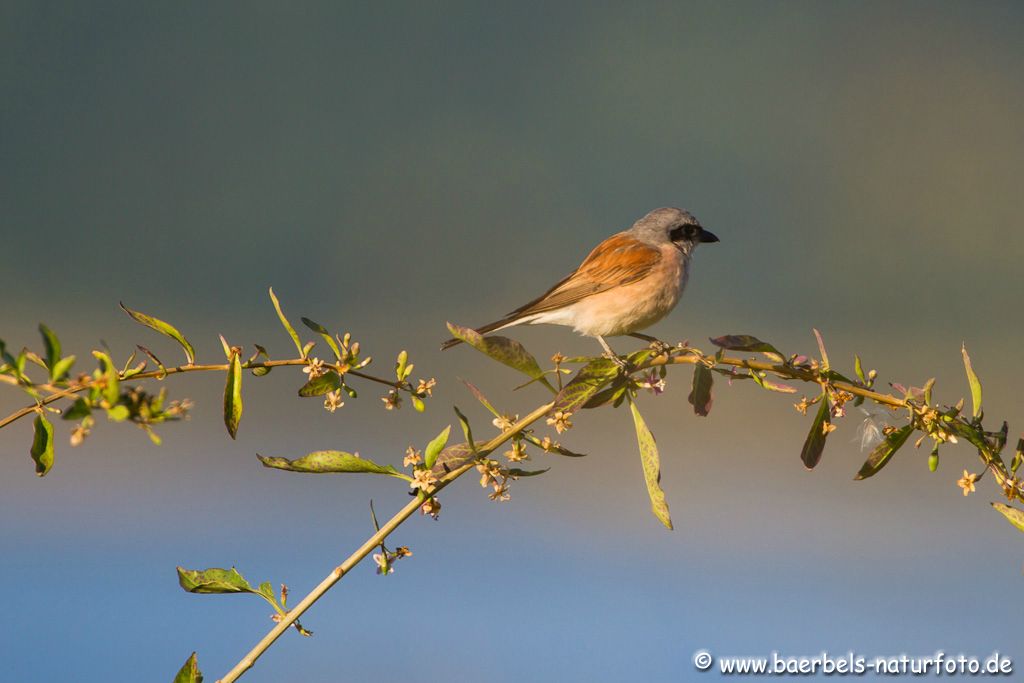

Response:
(647, 339), (672, 356)
(603, 352), (630, 372)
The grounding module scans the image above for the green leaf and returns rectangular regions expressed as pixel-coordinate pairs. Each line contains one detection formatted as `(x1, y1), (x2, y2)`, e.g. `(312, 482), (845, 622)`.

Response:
(38, 323), (61, 376)
(991, 503), (1024, 534)
(31, 413), (55, 476)
(223, 351), (242, 439)
(854, 354), (865, 383)
(92, 350), (119, 405)
(250, 344), (271, 376)
(269, 287), (304, 357)
(106, 404), (130, 422)
(430, 440), (489, 474)
(301, 317), (342, 360)
(799, 392), (831, 470)
(854, 424), (914, 480)
(922, 377), (936, 406)
(522, 433), (586, 457)
(50, 355), (76, 383)
(460, 379), (501, 418)
(369, 499), (381, 531)
(177, 566), (270, 599)
(445, 323), (554, 392)
(137, 344), (167, 378)
(61, 397), (92, 420)
(172, 652), (203, 683)
(553, 359), (621, 414)
(581, 379), (628, 409)
(750, 371), (797, 394)
(961, 343), (982, 418)
(258, 451), (407, 479)
(297, 370), (341, 397)
(628, 398), (672, 530)
(394, 350), (410, 381)
(688, 364), (713, 416)
(945, 419), (992, 454)
(508, 467), (550, 477)
(453, 406), (476, 454)
(119, 303), (195, 365)
(709, 335), (784, 361)
(424, 425), (451, 470)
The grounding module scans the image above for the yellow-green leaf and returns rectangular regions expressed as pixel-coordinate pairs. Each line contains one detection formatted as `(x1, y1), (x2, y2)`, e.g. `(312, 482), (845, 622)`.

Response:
(106, 404), (130, 422)
(269, 288), (304, 357)
(50, 355), (75, 383)
(177, 566), (256, 594)
(553, 359), (621, 414)
(92, 350), (119, 405)
(258, 451), (408, 479)
(628, 397), (672, 530)
(961, 343), (982, 418)
(429, 440), (488, 474)
(38, 323), (61, 376)
(424, 425), (451, 469)
(223, 351), (242, 439)
(446, 323), (554, 392)
(298, 370), (341, 397)
(61, 397), (92, 421)
(31, 413), (55, 476)
(453, 406), (476, 455)
(176, 566), (281, 611)
(991, 503), (1024, 534)
(119, 303), (195, 365)
(301, 317), (341, 359)
(172, 652), (203, 683)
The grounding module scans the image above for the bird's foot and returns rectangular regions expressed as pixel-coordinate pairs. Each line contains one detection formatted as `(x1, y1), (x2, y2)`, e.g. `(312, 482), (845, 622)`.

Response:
(628, 333), (671, 357)
(603, 351), (630, 372)
(647, 339), (672, 356)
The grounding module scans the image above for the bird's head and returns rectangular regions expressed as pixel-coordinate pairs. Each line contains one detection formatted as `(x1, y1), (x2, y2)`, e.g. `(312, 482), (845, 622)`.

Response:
(632, 207), (719, 256)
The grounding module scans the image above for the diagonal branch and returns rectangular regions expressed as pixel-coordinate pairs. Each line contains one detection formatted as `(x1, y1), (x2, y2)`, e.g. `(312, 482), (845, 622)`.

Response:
(216, 400), (555, 683)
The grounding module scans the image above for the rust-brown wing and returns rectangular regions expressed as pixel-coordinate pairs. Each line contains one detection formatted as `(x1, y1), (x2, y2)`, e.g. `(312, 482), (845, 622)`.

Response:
(507, 233), (662, 317)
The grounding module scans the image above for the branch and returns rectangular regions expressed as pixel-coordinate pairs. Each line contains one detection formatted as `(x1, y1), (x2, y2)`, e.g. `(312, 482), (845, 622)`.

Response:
(215, 400), (554, 683)
(0, 359), (409, 431)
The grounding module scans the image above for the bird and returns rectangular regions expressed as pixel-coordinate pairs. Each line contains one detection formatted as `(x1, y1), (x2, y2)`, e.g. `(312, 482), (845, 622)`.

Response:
(441, 207), (718, 363)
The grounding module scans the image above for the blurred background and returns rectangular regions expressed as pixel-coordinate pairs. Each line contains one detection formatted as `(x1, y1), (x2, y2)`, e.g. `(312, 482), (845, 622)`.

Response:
(2, 1), (1023, 680)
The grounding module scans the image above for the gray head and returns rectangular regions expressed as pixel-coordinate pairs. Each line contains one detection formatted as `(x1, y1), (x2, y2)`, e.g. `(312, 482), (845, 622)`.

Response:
(629, 207), (719, 255)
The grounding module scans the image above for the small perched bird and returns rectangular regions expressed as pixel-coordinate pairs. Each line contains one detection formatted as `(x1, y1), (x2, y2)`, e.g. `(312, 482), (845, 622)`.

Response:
(441, 207), (718, 360)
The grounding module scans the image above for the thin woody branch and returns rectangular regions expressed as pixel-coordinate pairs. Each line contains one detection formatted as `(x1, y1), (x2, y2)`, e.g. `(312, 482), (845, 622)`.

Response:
(215, 400), (555, 683)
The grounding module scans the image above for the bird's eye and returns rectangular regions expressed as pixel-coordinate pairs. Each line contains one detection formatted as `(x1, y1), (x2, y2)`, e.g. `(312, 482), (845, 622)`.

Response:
(670, 224), (700, 241)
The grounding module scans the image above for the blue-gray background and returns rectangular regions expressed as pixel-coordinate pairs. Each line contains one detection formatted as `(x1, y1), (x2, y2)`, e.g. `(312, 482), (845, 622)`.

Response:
(2, 2), (1023, 680)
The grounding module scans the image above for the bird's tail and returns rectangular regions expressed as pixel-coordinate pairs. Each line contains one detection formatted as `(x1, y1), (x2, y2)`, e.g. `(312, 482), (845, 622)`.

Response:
(440, 316), (521, 350)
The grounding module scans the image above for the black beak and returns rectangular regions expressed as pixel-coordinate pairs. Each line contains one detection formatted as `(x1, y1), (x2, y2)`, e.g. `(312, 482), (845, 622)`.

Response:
(700, 229), (719, 243)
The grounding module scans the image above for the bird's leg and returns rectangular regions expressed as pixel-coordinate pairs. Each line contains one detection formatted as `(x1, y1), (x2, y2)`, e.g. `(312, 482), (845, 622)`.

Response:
(597, 335), (629, 371)
(629, 332), (672, 356)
